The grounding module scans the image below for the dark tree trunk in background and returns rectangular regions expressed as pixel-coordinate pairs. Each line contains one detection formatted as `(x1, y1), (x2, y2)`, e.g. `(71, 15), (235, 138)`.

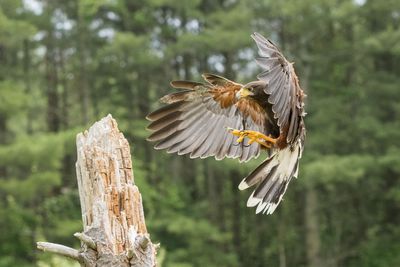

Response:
(215, 170), (227, 233)
(278, 214), (287, 267)
(297, 63), (321, 267)
(0, 113), (6, 177)
(58, 43), (69, 129)
(223, 52), (235, 78)
(206, 161), (219, 223)
(183, 54), (192, 80)
(231, 170), (243, 264)
(305, 186), (321, 267)
(0, 114), (6, 143)
(206, 165), (227, 252)
(137, 72), (150, 118)
(45, 31), (60, 132)
(23, 39), (33, 134)
(75, 0), (90, 125)
(182, 157), (198, 200)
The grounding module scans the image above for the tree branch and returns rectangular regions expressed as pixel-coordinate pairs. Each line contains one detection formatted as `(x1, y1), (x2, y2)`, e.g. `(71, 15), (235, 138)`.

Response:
(36, 242), (82, 262)
(74, 232), (96, 250)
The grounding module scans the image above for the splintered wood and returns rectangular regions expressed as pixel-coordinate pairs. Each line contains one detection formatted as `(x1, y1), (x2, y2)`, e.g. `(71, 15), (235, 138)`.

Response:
(75, 114), (156, 267)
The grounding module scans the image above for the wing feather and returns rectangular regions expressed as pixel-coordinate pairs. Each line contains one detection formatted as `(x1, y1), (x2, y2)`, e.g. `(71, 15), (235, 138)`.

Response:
(147, 75), (270, 162)
(252, 32), (304, 142)
(147, 120), (182, 142)
(146, 101), (186, 121)
(147, 111), (182, 131)
(255, 57), (280, 71)
(176, 114), (212, 154)
(190, 114), (221, 158)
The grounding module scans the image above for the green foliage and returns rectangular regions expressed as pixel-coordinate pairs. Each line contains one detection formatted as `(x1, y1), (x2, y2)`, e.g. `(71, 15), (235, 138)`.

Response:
(0, 196), (37, 267)
(303, 154), (374, 185)
(0, 0), (399, 266)
(0, 80), (27, 115)
(0, 6), (36, 47)
(37, 254), (80, 267)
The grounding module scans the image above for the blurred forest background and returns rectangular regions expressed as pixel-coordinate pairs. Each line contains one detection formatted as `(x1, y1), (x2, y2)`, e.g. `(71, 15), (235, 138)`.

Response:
(0, 0), (399, 266)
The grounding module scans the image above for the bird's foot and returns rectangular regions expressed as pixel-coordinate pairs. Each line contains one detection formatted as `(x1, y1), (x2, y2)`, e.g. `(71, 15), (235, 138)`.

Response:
(226, 127), (277, 149)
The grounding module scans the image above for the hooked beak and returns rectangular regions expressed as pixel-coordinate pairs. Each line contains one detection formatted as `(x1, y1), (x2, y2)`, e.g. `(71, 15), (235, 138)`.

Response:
(237, 87), (254, 99)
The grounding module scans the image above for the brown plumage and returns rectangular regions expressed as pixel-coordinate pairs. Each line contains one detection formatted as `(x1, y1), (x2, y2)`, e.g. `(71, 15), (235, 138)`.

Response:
(146, 32), (306, 214)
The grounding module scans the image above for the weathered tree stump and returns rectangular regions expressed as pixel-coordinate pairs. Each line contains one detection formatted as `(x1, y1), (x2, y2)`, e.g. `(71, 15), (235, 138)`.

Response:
(37, 114), (157, 267)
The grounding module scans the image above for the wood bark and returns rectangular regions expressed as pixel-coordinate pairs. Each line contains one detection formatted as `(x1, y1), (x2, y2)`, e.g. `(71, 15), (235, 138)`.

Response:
(37, 115), (157, 267)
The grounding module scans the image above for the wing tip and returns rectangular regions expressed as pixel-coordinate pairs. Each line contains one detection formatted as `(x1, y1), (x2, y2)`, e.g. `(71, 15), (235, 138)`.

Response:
(169, 81), (181, 88)
(247, 191), (262, 207)
(251, 32), (267, 41)
(201, 73), (212, 79)
(145, 113), (157, 121)
(170, 80), (202, 89)
(251, 32), (280, 53)
(251, 32), (261, 39)
(238, 180), (249, 190)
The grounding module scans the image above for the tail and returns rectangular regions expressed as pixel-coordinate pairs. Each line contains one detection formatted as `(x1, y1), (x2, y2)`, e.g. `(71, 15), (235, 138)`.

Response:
(238, 144), (302, 215)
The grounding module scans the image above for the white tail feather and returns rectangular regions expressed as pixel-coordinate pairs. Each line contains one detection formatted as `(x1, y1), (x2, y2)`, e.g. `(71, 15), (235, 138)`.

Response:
(240, 143), (302, 214)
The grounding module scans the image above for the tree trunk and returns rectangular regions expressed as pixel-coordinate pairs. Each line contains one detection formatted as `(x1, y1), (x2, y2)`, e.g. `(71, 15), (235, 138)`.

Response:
(45, 29), (60, 132)
(304, 186), (321, 267)
(75, 0), (90, 124)
(37, 115), (157, 267)
(231, 170), (242, 264)
(301, 64), (321, 267)
(23, 39), (33, 134)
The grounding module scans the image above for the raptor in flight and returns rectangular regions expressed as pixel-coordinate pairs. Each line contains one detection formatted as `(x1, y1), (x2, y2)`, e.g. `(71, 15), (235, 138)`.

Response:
(146, 32), (306, 214)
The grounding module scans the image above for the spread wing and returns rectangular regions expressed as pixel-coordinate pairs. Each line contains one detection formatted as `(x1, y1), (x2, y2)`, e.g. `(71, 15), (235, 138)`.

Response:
(252, 32), (305, 144)
(146, 73), (269, 162)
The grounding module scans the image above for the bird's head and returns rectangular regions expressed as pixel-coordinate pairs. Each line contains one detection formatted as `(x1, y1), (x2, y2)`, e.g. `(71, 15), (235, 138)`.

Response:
(236, 81), (267, 99)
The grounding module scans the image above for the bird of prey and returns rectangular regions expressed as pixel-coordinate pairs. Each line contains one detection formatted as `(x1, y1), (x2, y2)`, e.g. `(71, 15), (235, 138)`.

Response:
(146, 32), (306, 214)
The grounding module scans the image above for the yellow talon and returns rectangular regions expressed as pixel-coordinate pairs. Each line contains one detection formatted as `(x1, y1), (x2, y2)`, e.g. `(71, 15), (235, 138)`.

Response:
(227, 127), (242, 137)
(237, 135), (245, 143)
(226, 127), (277, 148)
